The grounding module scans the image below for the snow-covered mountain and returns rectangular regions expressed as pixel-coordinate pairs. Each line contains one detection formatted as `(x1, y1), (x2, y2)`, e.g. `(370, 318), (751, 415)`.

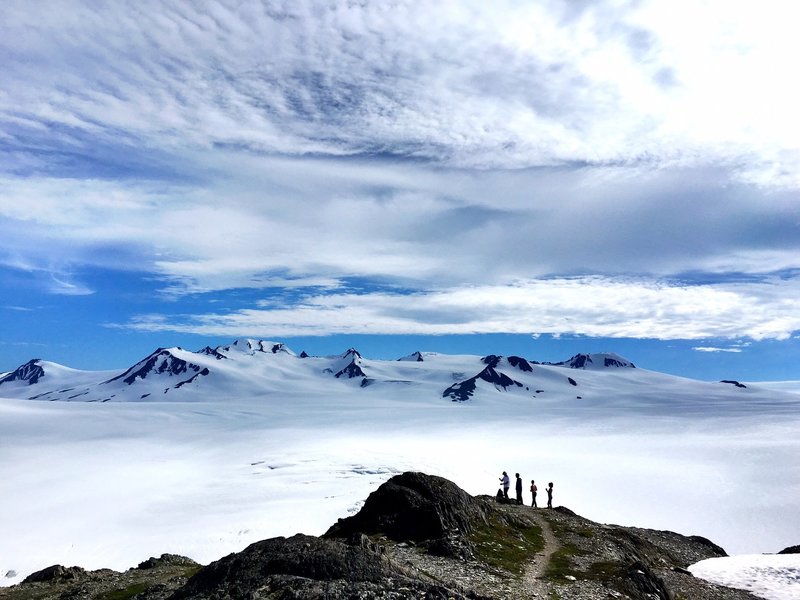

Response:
(0, 340), (789, 413)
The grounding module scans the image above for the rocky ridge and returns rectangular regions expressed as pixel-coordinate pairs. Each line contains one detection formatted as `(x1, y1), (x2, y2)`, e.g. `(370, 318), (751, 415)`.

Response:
(0, 473), (764, 600)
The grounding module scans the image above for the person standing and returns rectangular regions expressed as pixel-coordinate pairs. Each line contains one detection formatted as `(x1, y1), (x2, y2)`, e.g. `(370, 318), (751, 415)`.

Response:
(515, 473), (523, 505)
(546, 482), (554, 508)
(499, 471), (510, 500)
(530, 480), (538, 507)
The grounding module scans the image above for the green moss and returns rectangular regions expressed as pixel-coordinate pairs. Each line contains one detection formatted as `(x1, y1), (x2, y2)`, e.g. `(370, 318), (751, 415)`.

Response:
(100, 582), (150, 600)
(182, 565), (202, 579)
(543, 543), (584, 581)
(585, 560), (622, 582)
(470, 515), (545, 575)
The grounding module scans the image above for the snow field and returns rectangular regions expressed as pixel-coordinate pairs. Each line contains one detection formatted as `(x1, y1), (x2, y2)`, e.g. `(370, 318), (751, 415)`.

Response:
(2, 390), (799, 598)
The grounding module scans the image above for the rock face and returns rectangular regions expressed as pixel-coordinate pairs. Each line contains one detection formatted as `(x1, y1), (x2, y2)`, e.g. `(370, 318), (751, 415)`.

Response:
(104, 349), (208, 386)
(1, 473), (761, 600)
(778, 544), (800, 554)
(325, 471), (486, 559)
(0, 359), (45, 385)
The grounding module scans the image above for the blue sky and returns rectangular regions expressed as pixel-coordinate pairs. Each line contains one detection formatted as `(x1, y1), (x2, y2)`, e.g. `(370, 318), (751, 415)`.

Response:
(1, 1), (799, 381)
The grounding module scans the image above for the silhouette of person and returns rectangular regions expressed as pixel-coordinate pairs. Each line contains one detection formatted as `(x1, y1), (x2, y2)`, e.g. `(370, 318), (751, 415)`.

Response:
(499, 471), (510, 500)
(515, 473), (523, 505)
(530, 480), (538, 507)
(547, 482), (554, 508)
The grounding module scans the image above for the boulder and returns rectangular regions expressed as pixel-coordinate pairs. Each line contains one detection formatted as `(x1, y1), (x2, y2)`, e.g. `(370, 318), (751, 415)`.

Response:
(325, 471), (486, 558)
(22, 564), (87, 583)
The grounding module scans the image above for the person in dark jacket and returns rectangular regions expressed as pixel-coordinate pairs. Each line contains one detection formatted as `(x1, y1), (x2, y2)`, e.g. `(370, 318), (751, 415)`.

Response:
(547, 482), (554, 508)
(515, 473), (523, 505)
(530, 479), (538, 507)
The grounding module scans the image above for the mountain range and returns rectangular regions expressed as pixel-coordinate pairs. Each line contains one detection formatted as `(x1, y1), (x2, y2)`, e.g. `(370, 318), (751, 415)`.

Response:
(0, 338), (752, 406)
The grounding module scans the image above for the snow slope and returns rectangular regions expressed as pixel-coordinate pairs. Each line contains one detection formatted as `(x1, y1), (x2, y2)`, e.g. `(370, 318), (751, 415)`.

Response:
(690, 554), (800, 600)
(1, 340), (799, 598)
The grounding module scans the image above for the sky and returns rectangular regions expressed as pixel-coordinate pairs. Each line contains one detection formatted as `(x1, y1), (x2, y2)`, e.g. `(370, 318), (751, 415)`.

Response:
(1, 0), (799, 381)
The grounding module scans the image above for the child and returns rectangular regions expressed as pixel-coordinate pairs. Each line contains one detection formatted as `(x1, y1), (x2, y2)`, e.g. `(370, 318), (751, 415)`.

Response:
(546, 482), (554, 508)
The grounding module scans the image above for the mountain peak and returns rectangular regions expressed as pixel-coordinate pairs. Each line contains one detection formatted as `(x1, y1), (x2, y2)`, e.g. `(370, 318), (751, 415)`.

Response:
(104, 348), (208, 386)
(0, 359), (46, 385)
(549, 353), (636, 369)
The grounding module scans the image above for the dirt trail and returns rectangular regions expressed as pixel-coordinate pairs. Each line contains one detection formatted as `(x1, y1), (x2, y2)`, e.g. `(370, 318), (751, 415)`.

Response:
(521, 510), (559, 596)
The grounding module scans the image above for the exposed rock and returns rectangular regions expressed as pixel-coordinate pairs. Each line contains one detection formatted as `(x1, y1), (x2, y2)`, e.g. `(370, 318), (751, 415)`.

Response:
(506, 356), (533, 372)
(443, 367), (523, 401)
(104, 349), (207, 386)
(0, 359), (45, 386)
(22, 565), (87, 583)
(778, 544), (800, 554)
(721, 379), (747, 388)
(325, 472), (486, 560)
(335, 359), (367, 379)
(137, 554), (199, 570)
(481, 355), (502, 368)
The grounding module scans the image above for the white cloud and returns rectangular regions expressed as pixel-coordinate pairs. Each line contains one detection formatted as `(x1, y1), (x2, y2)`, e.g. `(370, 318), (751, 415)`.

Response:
(693, 347), (744, 354)
(1, 1), (799, 182)
(2, 159), (798, 301)
(117, 276), (800, 341)
(2, 1), (799, 342)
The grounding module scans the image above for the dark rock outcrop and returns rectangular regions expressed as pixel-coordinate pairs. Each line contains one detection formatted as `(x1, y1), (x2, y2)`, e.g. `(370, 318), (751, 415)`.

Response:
(779, 544), (800, 554)
(335, 360), (367, 379)
(22, 565), (87, 583)
(104, 349), (207, 386)
(325, 472), (486, 559)
(443, 367), (523, 401)
(721, 380), (747, 388)
(0, 359), (46, 386)
(506, 356), (533, 372)
(481, 355), (502, 368)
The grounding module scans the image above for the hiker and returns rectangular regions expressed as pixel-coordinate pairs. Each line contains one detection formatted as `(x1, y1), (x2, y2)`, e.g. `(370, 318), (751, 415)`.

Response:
(530, 479), (538, 507)
(499, 471), (510, 500)
(547, 482), (554, 508)
(515, 473), (523, 505)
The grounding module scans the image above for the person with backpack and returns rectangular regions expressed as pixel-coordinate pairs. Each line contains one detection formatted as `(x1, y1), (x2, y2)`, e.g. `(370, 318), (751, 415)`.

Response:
(515, 473), (523, 505)
(530, 479), (538, 507)
(547, 482), (554, 508)
(499, 471), (510, 500)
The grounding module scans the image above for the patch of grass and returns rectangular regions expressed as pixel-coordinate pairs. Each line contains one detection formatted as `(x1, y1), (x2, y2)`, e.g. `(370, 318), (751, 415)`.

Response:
(585, 560), (622, 583)
(101, 582), (150, 600)
(543, 543), (584, 581)
(182, 565), (202, 579)
(470, 515), (545, 575)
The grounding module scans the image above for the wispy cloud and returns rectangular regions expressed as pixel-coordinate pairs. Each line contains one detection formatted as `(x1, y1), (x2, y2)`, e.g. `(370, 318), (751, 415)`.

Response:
(693, 347), (744, 353)
(1, 161), (798, 301)
(116, 276), (800, 341)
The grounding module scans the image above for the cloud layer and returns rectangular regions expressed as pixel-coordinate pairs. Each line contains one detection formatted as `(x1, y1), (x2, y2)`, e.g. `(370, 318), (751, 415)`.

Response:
(1, 1), (799, 342)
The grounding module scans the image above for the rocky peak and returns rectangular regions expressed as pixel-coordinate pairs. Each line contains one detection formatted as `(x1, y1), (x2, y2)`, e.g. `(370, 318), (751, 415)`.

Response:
(0, 359), (45, 385)
(103, 349), (206, 386)
(325, 472), (486, 559)
(549, 353), (636, 369)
